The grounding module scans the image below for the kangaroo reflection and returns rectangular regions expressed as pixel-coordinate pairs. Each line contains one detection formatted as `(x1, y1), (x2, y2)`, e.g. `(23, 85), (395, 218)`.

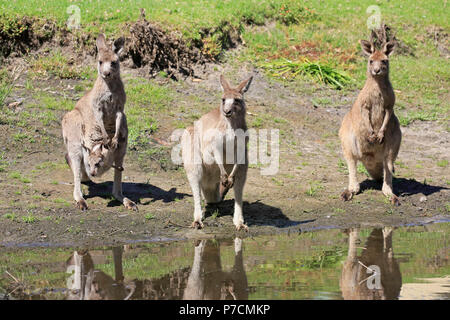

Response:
(340, 227), (402, 300)
(183, 238), (248, 300)
(65, 238), (247, 300)
(66, 247), (135, 300)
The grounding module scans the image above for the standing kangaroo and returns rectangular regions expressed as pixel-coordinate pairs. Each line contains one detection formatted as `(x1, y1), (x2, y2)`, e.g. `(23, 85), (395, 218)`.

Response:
(339, 31), (401, 205)
(181, 75), (253, 230)
(62, 34), (137, 211)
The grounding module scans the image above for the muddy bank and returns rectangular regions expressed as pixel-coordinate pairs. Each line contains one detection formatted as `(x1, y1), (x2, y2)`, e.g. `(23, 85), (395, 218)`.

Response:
(1, 59), (449, 247)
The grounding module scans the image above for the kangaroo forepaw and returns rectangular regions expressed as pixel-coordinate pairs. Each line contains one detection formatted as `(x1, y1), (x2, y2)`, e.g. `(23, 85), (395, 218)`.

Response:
(219, 175), (234, 201)
(110, 136), (119, 149)
(367, 133), (377, 144)
(76, 199), (88, 211)
(340, 189), (354, 201)
(191, 220), (204, 229)
(220, 174), (233, 187)
(376, 132), (385, 144)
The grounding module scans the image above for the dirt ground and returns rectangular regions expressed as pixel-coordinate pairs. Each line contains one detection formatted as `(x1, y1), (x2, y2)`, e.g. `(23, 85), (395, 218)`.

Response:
(0, 45), (449, 248)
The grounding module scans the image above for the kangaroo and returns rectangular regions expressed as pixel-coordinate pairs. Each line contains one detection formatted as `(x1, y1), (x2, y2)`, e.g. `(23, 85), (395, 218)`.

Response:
(340, 228), (402, 300)
(339, 30), (401, 205)
(183, 238), (248, 300)
(181, 75), (253, 230)
(62, 34), (136, 211)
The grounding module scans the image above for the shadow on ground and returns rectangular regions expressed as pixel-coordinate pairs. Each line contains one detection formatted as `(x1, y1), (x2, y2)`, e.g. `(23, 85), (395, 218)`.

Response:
(83, 181), (190, 207)
(359, 177), (448, 197)
(205, 199), (315, 228)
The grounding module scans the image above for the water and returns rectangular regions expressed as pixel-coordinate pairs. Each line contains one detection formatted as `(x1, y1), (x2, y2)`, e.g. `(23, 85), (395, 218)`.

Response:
(0, 223), (448, 300)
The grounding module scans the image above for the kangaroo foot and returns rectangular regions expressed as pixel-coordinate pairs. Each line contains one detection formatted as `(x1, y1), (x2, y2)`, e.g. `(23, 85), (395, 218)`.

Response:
(391, 195), (400, 206)
(76, 199), (88, 211)
(340, 189), (354, 201)
(235, 223), (249, 232)
(191, 220), (204, 229)
(123, 198), (138, 211)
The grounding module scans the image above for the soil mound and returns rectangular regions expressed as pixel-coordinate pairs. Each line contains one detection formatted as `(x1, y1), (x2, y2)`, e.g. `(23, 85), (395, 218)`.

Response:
(0, 15), (57, 58)
(127, 10), (207, 80)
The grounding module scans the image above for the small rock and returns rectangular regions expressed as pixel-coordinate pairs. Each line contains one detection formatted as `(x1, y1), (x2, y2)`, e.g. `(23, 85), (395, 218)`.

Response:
(8, 101), (22, 109)
(419, 195), (427, 203)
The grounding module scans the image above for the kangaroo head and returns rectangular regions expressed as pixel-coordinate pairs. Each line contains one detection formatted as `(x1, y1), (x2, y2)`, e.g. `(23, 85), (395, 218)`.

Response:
(219, 75), (253, 119)
(88, 143), (110, 177)
(96, 34), (124, 80)
(360, 39), (395, 77)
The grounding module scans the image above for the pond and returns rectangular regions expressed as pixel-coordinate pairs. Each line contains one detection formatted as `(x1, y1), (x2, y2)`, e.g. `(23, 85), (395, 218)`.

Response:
(0, 222), (448, 300)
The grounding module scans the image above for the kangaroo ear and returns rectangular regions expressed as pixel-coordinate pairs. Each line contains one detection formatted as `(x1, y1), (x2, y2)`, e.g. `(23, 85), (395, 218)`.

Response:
(113, 37), (125, 55)
(237, 76), (253, 94)
(382, 40), (396, 57)
(220, 75), (231, 92)
(359, 39), (374, 56)
(96, 33), (107, 51)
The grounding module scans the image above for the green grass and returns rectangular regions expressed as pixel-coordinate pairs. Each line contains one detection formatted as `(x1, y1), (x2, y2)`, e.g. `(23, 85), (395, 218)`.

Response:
(0, 0), (317, 35)
(3, 213), (17, 221)
(125, 78), (174, 147)
(305, 180), (323, 197)
(357, 163), (370, 177)
(0, 69), (13, 107)
(437, 159), (448, 168)
(144, 213), (155, 220)
(22, 212), (38, 223)
(29, 50), (95, 79)
(0, 0), (447, 118)
(8, 171), (31, 183)
(0, 152), (9, 173)
(261, 58), (352, 89)
(30, 92), (74, 111)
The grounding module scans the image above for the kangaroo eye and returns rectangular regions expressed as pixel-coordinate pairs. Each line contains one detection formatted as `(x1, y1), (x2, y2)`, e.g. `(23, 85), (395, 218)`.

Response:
(381, 60), (388, 64)
(369, 60), (373, 64)
(222, 98), (225, 104)
(99, 61), (103, 65)
(111, 61), (117, 67)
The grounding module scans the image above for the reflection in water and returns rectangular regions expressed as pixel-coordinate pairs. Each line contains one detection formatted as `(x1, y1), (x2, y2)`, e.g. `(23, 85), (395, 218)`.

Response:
(66, 247), (135, 300)
(340, 228), (402, 300)
(65, 238), (247, 300)
(2, 223), (448, 300)
(183, 238), (248, 300)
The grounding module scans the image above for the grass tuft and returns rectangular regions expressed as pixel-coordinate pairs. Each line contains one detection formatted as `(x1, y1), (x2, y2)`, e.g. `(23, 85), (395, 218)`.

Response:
(261, 58), (352, 89)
